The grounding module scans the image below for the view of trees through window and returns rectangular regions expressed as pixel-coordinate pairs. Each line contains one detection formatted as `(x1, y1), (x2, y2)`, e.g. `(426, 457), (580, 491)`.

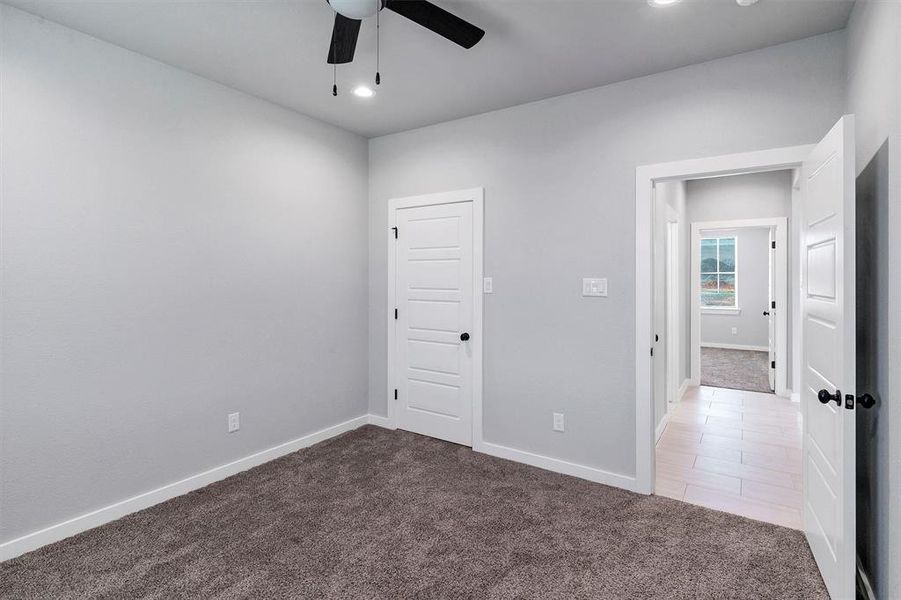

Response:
(700, 237), (736, 307)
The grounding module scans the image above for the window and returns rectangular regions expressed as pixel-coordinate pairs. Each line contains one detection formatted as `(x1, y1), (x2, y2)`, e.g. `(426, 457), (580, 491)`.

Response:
(700, 237), (737, 308)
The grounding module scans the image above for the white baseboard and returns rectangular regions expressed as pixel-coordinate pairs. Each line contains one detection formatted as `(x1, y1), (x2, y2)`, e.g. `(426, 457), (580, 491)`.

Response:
(366, 413), (394, 429)
(655, 412), (670, 443)
(475, 440), (639, 493)
(678, 379), (690, 401)
(701, 342), (769, 352)
(0, 415), (369, 562)
(790, 391), (800, 403)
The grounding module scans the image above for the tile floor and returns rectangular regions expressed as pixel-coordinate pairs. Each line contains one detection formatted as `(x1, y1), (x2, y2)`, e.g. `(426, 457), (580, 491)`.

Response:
(655, 385), (803, 529)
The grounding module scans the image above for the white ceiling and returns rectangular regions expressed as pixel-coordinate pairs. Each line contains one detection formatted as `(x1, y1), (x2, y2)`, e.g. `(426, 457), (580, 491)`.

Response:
(7, 0), (854, 138)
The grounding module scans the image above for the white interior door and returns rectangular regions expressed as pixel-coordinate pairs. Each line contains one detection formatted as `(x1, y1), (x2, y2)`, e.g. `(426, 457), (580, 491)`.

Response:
(801, 115), (855, 600)
(394, 201), (474, 446)
(767, 227), (776, 392)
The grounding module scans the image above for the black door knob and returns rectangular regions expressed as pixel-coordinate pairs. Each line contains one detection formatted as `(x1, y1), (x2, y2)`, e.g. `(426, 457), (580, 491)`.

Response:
(818, 389), (841, 406)
(858, 393), (876, 409)
(460, 332), (470, 341)
(763, 310), (770, 316)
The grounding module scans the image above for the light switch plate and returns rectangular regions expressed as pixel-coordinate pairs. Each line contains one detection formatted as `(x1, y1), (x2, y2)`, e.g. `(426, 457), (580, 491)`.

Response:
(582, 278), (608, 297)
(483, 277), (493, 294)
(228, 412), (240, 433)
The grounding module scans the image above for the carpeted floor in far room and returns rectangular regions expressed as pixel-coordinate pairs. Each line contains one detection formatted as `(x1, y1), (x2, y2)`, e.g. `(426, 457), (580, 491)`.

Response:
(701, 347), (773, 394)
(0, 426), (826, 599)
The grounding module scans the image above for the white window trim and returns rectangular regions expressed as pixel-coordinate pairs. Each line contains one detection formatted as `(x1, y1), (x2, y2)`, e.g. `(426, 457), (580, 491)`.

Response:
(700, 307), (742, 316)
(699, 236), (738, 310)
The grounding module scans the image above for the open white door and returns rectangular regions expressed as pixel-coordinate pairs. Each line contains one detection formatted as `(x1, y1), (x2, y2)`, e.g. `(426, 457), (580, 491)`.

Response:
(767, 227), (776, 392)
(801, 115), (855, 600)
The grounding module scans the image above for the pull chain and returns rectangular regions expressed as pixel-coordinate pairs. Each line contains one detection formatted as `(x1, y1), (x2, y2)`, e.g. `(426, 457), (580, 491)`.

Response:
(332, 49), (338, 96)
(375, 0), (381, 85)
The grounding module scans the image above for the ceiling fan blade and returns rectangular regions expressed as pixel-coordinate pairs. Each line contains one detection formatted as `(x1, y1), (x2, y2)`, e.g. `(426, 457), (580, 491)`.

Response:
(385, 0), (484, 49)
(327, 13), (362, 64)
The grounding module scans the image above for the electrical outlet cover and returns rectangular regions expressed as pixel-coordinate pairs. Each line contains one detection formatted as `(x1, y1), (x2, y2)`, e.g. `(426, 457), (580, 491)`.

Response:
(553, 412), (565, 432)
(228, 412), (240, 433)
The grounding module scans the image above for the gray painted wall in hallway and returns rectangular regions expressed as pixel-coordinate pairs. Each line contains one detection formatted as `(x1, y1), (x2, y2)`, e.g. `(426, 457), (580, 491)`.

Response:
(685, 170), (793, 389)
(369, 33), (845, 477)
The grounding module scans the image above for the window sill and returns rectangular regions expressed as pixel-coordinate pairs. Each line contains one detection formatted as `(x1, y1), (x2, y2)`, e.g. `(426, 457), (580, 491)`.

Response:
(701, 307), (741, 316)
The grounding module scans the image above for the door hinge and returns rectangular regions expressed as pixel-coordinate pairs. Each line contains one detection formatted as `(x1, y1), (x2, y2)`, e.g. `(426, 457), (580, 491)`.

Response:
(394, 388), (398, 400)
(771, 360), (776, 369)
(394, 308), (398, 320)
(650, 347), (654, 357)
(771, 300), (776, 309)
(391, 226), (398, 239)
(771, 240), (776, 249)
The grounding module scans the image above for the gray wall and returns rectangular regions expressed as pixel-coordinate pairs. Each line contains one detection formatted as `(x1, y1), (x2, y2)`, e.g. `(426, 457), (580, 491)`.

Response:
(844, 0), (901, 596)
(685, 171), (794, 388)
(0, 7), (369, 543)
(698, 228), (771, 349)
(369, 33), (845, 476)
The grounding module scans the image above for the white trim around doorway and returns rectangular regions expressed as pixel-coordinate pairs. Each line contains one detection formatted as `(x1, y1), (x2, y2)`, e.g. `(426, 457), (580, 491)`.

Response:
(634, 144), (813, 494)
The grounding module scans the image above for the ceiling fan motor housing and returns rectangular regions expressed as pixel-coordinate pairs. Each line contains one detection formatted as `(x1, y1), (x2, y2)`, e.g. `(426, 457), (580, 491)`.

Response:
(327, 0), (386, 20)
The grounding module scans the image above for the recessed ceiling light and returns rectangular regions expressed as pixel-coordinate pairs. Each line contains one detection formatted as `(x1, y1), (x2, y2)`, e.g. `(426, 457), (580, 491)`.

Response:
(352, 85), (375, 98)
(648, 0), (681, 6)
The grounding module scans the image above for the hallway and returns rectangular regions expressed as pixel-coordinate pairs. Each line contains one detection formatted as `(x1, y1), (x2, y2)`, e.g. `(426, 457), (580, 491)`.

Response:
(655, 386), (802, 529)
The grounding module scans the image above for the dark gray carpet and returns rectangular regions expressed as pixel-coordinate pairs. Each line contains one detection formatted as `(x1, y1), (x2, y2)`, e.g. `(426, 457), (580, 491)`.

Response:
(0, 426), (825, 599)
(701, 347), (773, 394)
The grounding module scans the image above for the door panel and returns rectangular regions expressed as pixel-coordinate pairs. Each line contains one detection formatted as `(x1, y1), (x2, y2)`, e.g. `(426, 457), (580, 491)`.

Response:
(395, 202), (474, 445)
(801, 115), (855, 600)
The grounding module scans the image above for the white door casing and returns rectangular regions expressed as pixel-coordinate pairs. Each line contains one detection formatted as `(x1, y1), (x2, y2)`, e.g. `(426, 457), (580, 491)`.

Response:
(768, 227), (777, 391)
(666, 220), (680, 404)
(387, 189), (483, 447)
(636, 144), (813, 494)
(652, 187), (667, 434)
(800, 116), (856, 600)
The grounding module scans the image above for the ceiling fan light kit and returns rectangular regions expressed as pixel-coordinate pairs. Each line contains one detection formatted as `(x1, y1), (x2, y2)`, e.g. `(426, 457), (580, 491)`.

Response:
(325, 0), (484, 96)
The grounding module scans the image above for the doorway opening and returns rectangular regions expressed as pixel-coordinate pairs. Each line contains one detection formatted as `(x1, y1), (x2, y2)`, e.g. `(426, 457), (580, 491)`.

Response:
(636, 117), (858, 599)
(650, 169), (802, 528)
(691, 217), (788, 397)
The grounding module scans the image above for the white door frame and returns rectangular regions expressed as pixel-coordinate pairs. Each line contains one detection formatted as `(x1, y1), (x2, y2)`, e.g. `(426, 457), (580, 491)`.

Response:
(634, 145), (812, 494)
(665, 218), (681, 406)
(690, 218), (788, 397)
(386, 187), (484, 446)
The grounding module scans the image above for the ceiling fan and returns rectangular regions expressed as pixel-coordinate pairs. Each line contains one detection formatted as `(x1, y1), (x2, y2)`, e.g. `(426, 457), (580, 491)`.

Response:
(326, 0), (485, 65)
